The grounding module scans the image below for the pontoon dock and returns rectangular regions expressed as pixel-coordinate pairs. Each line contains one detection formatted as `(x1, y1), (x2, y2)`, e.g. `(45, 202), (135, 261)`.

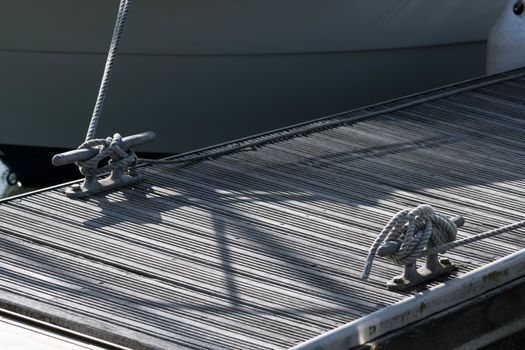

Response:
(0, 69), (524, 349)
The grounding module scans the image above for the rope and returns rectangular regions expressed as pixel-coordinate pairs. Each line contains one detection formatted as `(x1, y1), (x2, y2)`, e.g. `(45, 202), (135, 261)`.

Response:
(425, 219), (525, 256)
(139, 70), (525, 166)
(85, 0), (132, 142)
(361, 205), (525, 281)
(361, 205), (457, 280)
(76, 134), (138, 177)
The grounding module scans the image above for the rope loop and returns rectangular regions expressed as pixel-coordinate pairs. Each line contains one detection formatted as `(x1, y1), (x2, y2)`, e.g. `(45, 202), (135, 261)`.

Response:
(75, 133), (138, 177)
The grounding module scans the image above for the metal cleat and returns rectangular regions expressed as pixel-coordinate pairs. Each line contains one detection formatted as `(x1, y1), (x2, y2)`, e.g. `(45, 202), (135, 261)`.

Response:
(379, 216), (464, 291)
(385, 256), (457, 292)
(52, 131), (155, 198)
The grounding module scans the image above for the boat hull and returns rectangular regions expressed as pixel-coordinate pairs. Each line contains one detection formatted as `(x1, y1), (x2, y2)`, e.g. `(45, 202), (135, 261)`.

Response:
(0, 0), (506, 154)
(0, 42), (492, 154)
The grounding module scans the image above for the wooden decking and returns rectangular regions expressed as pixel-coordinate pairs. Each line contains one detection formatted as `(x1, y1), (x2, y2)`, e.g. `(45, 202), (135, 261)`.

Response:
(0, 69), (525, 349)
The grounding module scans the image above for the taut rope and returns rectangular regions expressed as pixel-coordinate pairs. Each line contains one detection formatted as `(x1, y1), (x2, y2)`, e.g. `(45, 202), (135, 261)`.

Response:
(85, 0), (132, 142)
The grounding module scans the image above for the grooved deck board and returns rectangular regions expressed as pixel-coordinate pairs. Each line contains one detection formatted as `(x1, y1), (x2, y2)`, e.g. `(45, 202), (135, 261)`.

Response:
(0, 69), (525, 349)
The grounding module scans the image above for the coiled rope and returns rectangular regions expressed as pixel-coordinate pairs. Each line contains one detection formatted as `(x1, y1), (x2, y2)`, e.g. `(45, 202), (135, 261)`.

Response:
(361, 205), (457, 280)
(361, 204), (525, 281)
(84, 0), (132, 142)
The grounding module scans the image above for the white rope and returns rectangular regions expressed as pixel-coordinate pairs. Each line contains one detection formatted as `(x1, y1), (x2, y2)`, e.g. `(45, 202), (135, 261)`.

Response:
(425, 219), (525, 256)
(361, 204), (525, 281)
(361, 205), (457, 280)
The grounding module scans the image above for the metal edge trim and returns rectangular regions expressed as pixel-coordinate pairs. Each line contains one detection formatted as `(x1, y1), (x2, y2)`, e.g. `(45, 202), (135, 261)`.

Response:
(289, 248), (525, 350)
(0, 307), (131, 350)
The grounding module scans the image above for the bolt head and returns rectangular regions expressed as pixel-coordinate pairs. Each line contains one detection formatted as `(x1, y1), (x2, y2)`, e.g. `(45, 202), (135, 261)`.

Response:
(6, 172), (17, 186)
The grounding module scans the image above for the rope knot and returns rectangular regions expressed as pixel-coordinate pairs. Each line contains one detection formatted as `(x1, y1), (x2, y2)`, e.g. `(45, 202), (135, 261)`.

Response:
(361, 204), (458, 280)
(75, 133), (137, 177)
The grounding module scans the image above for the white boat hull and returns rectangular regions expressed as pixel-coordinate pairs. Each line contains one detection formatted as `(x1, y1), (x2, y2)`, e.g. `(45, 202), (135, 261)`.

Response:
(0, 0), (506, 154)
